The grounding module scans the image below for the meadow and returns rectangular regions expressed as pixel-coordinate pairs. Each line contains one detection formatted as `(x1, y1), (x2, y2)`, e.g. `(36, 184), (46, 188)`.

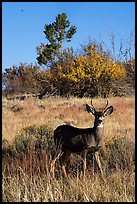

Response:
(2, 96), (135, 202)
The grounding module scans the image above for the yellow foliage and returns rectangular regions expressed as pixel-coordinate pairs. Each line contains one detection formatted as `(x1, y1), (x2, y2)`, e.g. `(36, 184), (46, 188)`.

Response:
(50, 52), (126, 85)
(43, 47), (126, 97)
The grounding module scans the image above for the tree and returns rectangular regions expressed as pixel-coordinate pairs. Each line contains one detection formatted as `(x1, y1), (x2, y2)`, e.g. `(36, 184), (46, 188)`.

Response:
(2, 63), (41, 95)
(122, 57), (135, 96)
(36, 13), (77, 66)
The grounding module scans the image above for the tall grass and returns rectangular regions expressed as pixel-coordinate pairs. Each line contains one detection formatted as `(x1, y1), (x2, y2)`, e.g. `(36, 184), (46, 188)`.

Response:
(2, 96), (135, 202)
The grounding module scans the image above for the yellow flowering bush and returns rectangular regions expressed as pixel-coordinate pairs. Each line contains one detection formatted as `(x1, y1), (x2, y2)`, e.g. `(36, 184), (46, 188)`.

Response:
(37, 43), (126, 97)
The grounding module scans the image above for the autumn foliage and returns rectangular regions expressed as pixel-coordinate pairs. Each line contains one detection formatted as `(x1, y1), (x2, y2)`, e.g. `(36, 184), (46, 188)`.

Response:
(2, 63), (41, 95)
(46, 43), (126, 97)
(2, 42), (134, 98)
(36, 43), (126, 97)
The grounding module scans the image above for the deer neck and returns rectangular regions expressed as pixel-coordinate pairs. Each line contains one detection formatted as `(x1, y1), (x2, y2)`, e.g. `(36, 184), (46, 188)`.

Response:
(93, 123), (104, 145)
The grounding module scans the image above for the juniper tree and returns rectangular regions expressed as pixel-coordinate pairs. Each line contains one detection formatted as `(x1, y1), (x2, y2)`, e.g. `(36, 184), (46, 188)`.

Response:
(36, 13), (77, 67)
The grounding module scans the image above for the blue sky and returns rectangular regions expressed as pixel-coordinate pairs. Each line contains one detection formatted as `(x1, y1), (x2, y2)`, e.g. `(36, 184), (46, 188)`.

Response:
(2, 2), (135, 72)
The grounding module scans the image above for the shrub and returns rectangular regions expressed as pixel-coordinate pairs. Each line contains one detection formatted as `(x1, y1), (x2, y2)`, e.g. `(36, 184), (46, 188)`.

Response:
(39, 42), (126, 98)
(13, 125), (54, 154)
(2, 125), (54, 175)
(100, 136), (135, 174)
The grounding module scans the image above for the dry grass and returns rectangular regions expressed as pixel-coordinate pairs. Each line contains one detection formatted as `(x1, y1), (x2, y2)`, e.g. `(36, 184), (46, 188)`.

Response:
(2, 96), (135, 202)
(2, 169), (135, 202)
(2, 96), (135, 143)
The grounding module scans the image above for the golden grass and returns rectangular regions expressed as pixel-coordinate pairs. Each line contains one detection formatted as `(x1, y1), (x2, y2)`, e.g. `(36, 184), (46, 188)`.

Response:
(2, 165), (135, 202)
(2, 96), (135, 143)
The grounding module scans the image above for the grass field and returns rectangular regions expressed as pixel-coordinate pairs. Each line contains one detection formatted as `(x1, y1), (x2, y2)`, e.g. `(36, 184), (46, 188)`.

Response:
(2, 96), (135, 202)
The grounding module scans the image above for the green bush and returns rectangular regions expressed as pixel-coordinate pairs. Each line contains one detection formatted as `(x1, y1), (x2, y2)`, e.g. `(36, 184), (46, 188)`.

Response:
(2, 125), (55, 176)
(2, 125), (54, 161)
(13, 125), (54, 154)
(100, 136), (135, 174)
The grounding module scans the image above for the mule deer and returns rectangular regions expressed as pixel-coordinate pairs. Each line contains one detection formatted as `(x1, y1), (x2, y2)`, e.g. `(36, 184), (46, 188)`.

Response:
(51, 100), (114, 178)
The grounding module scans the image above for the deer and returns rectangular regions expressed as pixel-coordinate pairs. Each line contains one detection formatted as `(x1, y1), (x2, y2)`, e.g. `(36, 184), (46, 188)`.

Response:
(50, 100), (114, 179)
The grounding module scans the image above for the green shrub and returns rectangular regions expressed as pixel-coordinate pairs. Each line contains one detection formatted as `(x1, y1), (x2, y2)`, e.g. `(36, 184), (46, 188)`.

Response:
(100, 136), (135, 174)
(2, 125), (55, 176)
(13, 125), (54, 154)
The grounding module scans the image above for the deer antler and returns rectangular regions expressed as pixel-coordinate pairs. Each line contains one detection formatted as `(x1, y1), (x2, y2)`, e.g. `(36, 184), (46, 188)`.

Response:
(91, 100), (96, 110)
(103, 99), (108, 111)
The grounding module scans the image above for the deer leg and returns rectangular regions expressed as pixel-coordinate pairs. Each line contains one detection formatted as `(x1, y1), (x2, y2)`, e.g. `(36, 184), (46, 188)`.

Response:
(60, 151), (69, 177)
(62, 165), (67, 177)
(94, 152), (104, 176)
(50, 160), (55, 178)
(50, 138), (62, 178)
(82, 150), (87, 178)
(50, 151), (63, 178)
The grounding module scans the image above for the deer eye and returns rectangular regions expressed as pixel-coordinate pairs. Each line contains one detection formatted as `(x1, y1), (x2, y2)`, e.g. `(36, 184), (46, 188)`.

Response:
(98, 116), (104, 121)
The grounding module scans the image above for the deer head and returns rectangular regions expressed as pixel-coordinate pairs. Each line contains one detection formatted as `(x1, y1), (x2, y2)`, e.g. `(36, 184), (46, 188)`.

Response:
(86, 100), (114, 127)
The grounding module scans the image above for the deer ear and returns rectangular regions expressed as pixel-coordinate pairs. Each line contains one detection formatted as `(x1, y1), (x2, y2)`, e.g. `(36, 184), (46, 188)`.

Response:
(85, 104), (96, 115)
(103, 106), (113, 116)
